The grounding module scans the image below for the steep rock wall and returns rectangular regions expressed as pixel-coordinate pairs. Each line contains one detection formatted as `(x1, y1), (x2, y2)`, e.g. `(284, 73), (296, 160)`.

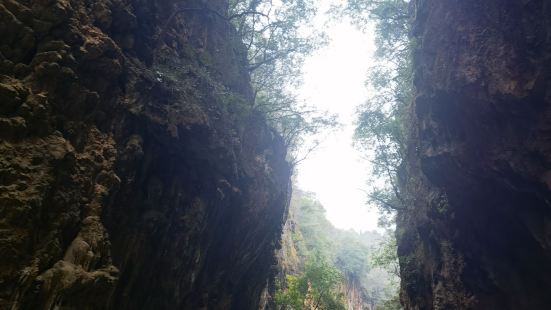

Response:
(399, 0), (551, 309)
(340, 276), (372, 310)
(0, 0), (291, 309)
(260, 205), (303, 310)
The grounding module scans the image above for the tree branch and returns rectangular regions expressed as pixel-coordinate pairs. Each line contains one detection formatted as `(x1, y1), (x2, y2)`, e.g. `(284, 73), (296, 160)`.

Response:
(228, 10), (269, 20)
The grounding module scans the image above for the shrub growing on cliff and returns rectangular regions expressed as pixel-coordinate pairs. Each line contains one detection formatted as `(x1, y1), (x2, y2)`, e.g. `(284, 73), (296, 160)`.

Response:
(157, 1), (337, 164)
(274, 258), (346, 310)
(228, 0), (338, 164)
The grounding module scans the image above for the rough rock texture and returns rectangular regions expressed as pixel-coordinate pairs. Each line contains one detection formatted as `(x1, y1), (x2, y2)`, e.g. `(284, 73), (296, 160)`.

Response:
(340, 276), (372, 310)
(399, 0), (551, 309)
(259, 208), (302, 310)
(0, 0), (291, 309)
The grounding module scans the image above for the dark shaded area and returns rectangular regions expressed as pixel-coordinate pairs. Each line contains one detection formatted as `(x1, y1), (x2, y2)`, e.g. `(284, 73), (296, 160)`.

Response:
(0, 0), (290, 309)
(400, 0), (551, 308)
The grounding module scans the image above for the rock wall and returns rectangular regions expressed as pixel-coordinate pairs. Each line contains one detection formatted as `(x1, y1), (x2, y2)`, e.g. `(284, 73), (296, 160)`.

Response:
(399, 0), (551, 309)
(340, 276), (372, 310)
(0, 0), (291, 309)
(260, 202), (302, 310)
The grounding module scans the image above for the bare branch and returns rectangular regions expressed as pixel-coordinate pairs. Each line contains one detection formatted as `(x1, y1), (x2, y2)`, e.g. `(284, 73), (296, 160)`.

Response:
(228, 10), (269, 20)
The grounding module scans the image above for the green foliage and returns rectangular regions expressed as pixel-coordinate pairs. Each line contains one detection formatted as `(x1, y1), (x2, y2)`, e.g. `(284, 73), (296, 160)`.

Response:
(158, 2), (337, 161)
(228, 0), (338, 164)
(331, 0), (413, 221)
(335, 235), (370, 276)
(370, 235), (402, 309)
(274, 275), (307, 310)
(378, 292), (402, 310)
(341, 0), (410, 59)
(279, 189), (400, 308)
(342, 4), (413, 304)
(303, 259), (347, 310)
(293, 193), (336, 260)
(274, 258), (346, 310)
(371, 236), (399, 278)
(154, 46), (252, 125)
(228, 0), (320, 74)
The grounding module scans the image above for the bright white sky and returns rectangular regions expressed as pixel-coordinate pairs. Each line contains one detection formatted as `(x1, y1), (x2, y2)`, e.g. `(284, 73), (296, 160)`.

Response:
(295, 4), (381, 233)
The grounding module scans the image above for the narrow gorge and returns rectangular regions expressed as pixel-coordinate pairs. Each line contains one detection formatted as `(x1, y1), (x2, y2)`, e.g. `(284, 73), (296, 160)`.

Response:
(1, 0), (551, 309)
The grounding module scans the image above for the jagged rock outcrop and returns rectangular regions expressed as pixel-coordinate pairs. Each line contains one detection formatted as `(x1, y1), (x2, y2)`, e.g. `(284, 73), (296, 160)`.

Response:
(259, 207), (302, 310)
(0, 0), (291, 309)
(399, 0), (551, 309)
(340, 276), (372, 310)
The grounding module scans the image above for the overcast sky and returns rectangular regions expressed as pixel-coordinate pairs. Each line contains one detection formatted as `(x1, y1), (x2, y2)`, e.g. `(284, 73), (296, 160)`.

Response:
(297, 0), (384, 231)
(295, 7), (381, 233)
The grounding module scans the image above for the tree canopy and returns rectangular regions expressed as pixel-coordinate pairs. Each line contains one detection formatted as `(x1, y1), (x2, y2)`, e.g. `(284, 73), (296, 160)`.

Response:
(274, 189), (399, 309)
(275, 258), (346, 310)
(331, 0), (414, 223)
(228, 0), (338, 165)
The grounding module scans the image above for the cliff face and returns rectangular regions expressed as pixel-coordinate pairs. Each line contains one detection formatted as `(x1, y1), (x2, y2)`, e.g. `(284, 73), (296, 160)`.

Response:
(340, 276), (372, 310)
(399, 0), (551, 309)
(261, 203), (302, 310)
(0, 0), (291, 309)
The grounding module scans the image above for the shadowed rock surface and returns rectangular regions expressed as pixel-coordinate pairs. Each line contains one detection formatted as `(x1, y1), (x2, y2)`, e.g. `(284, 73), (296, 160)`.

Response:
(0, 0), (290, 309)
(399, 0), (551, 309)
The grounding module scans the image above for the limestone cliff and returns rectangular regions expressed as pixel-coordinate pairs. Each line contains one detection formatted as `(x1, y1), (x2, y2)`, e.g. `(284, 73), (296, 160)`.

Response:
(340, 276), (372, 310)
(0, 0), (291, 309)
(399, 0), (551, 309)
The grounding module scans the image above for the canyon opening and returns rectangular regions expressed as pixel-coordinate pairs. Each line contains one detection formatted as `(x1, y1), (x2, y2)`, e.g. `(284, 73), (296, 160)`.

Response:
(1, 0), (551, 309)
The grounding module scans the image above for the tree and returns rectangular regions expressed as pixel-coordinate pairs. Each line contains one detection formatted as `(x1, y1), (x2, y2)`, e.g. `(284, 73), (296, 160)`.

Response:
(159, 1), (337, 164)
(228, 0), (338, 164)
(335, 235), (370, 277)
(274, 258), (346, 310)
(332, 0), (413, 220)
(274, 275), (307, 310)
(303, 259), (346, 310)
(328, 3), (412, 308)
(293, 192), (336, 260)
(371, 236), (399, 278)
(370, 235), (402, 310)
(284, 189), (398, 308)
